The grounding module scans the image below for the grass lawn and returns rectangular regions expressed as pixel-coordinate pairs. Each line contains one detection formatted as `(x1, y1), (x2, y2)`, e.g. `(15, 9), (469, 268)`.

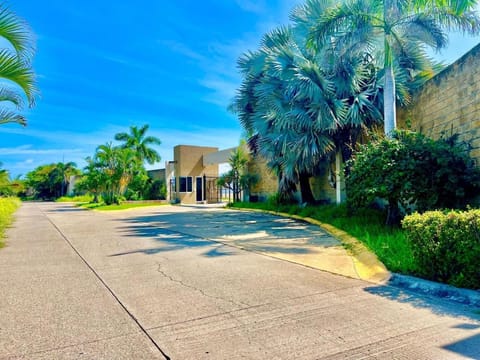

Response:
(0, 197), (21, 248)
(231, 202), (417, 275)
(79, 201), (167, 211)
(56, 195), (94, 203)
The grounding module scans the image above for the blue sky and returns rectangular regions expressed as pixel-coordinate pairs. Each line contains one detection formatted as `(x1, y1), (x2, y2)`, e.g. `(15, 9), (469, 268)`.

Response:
(1, 0), (479, 177)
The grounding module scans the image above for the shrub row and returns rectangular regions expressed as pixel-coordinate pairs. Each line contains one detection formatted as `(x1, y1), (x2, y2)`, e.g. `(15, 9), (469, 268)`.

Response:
(402, 209), (480, 289)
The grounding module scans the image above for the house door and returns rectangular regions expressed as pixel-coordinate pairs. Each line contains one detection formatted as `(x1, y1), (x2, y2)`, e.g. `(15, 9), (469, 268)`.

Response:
(196, 177), (203, 202)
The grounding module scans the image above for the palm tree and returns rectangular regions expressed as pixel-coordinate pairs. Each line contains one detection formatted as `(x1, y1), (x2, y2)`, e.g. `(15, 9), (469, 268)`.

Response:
(94, 143), (142, 204)
(305, 0), (480, 136)
(54, 161), (79, 197)
(232, 24), (382, 203)
(114, 124), (161, 165)
(0, 5), (37, 126)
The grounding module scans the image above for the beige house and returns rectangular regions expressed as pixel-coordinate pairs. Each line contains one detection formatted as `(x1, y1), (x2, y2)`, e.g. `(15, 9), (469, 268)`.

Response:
(165, 145), (240, 204)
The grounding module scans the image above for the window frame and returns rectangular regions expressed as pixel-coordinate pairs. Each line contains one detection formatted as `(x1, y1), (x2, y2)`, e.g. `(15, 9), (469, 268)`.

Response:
(179, 176), (193, 193)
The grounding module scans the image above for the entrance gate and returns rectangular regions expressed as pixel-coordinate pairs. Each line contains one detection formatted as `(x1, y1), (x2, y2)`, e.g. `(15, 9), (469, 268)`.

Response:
(204, 176), (232, 203)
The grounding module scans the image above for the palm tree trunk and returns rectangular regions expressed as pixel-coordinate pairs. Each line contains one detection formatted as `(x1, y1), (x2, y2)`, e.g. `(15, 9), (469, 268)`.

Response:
(335, 150), (343, 204)
(386, 198), (401, 226)
(384, 64), (397, 136)
(383, 3), (396, 137)
(298, 172), (315, 204)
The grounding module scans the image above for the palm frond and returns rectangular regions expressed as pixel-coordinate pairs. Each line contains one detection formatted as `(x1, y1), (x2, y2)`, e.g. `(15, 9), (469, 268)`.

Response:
(0, 87), (24, 108)
(0, 108), (26, 126)
(0, 6), (35, 61)
(0, 49), (36, 105)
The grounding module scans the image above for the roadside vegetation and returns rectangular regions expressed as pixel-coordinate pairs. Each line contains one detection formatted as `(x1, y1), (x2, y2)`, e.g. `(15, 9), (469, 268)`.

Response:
(56, 194), (93, 203)
(228, 0), (480, 290)
(79, 201), (166, 211)
(4, 124), (165, 205)
(0, 197), (20, 248)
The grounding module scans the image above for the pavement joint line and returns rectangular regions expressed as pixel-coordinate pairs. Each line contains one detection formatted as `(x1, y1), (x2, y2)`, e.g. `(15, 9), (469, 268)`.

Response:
(39, 204), (172, 360)
(145, 284), (361, 332)
(322, 323), (443, 359)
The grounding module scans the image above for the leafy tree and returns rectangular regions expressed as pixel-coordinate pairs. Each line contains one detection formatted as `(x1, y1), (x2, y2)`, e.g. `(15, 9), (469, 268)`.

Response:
(307, 0), (480, 135)
(114, 124), (161, 165)
(144, 178), (167, 200)
(75, 157), (103, 203)
(346, 130), (480, 225)
(0, 162), (11, 195)
(0, 5), (38, 126)
(24, 162), (79, 199)
(53, 161), (79, 196)
(92, 142), (145, 204)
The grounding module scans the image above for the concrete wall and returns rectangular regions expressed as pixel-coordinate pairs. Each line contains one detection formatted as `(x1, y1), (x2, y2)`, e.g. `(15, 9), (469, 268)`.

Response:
(203, 147), (236, 166)
(399, 43), (480, 160)
(147, 169), (165, 181)
(172, 145), (218, 204)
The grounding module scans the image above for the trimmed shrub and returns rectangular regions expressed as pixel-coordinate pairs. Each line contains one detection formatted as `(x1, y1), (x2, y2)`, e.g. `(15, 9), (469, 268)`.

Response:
(402, 210), (480, 289)
(346, 130), (480, 225)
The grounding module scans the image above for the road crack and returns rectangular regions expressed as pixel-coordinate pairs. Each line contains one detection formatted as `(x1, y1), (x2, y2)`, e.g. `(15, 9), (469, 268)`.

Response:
(156, 262), (250, 309)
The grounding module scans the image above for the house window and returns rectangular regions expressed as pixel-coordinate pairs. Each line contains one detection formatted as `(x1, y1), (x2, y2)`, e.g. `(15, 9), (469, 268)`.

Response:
(179, 176), (193, 193)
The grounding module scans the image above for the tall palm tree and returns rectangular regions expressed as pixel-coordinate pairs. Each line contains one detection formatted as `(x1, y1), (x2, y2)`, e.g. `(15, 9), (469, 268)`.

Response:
(114, 124), (161, 165)
(306, 0), (480, 136)
(0, 5), (37, 126)
(232, 24), (382, 203)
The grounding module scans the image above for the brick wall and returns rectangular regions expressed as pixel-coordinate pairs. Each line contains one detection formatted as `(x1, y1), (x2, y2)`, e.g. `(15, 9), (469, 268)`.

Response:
(399, 43), (480, 160)
(248, 155), (278, 201)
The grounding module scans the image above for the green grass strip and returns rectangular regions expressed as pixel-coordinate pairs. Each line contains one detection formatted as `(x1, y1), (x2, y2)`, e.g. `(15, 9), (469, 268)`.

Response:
(0, 197), (21, 248)
(79, 201), (167, 211)
(56, 195), (94, 203)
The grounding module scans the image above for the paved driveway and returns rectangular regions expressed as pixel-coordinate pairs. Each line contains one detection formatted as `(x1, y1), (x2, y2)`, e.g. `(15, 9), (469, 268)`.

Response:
(1, 202), (479, 359)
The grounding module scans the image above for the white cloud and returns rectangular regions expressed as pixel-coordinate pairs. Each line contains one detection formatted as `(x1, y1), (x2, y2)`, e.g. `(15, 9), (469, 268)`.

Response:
(235, 0), (267, 14)
(0, 145), (84, 156)
(160, 40), (206, 62)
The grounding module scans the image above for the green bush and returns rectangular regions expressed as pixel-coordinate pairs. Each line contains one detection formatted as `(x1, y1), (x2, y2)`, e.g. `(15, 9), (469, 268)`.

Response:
(402, 209), (480, 289)
(346, 130), (480, 225)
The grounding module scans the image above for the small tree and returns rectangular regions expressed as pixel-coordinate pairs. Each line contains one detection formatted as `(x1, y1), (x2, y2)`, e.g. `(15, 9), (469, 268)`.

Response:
(217, 145), (258, 202)
(346, 130), (480, 225)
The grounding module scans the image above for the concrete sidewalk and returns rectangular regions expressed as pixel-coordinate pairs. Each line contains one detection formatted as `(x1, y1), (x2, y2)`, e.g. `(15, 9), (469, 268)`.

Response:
(1, 202), (480, 359)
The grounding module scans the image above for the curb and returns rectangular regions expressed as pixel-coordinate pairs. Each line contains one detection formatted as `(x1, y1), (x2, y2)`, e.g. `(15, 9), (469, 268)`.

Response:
(229, 207), (390, 284)
(388, 273), (480, 308)
(227, 207), (480, 308)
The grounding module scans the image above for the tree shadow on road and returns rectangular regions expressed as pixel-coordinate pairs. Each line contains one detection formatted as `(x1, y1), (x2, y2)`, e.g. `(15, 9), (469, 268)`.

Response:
(108, 209), (324, 259)
(109, 225), (238, 258)
(364, 284), (480, 321)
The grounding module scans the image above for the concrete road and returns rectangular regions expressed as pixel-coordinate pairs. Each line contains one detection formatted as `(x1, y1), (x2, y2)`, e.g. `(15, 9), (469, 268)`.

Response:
(1, 202), (479, 359)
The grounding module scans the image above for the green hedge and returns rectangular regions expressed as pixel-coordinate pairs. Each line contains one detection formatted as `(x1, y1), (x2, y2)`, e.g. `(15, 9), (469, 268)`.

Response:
(402, 210), (480, 289)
